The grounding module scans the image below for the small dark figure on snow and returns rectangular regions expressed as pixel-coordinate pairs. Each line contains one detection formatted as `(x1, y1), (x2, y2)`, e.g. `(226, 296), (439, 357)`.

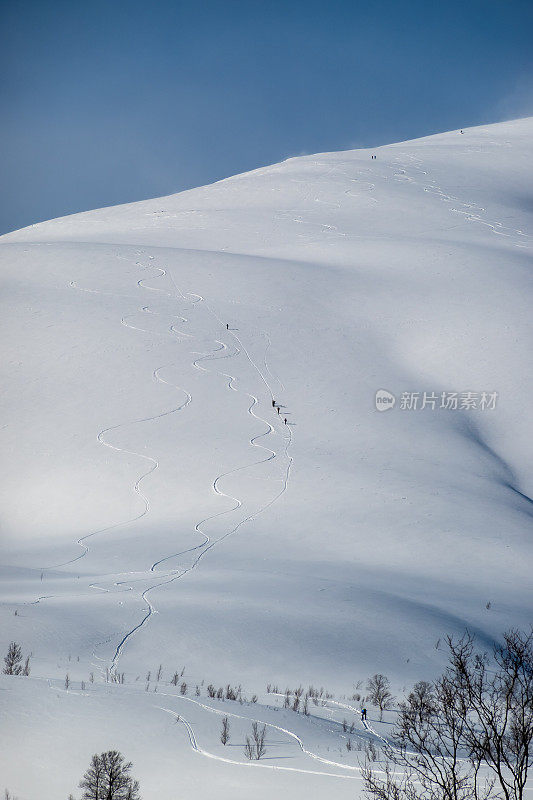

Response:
(284, 417), (287, 424)
(277, 407), (280, 414)
(226, 323), (229, 330)
(272, 399), (275, 407)
(361, 708), (367, 721)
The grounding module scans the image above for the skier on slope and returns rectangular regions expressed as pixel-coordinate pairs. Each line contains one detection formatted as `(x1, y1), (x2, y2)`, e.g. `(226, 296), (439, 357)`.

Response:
(361, 707), (367, 722)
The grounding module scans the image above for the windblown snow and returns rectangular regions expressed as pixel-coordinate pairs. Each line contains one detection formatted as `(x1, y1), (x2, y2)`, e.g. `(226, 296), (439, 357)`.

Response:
(1, 118), (532, 799)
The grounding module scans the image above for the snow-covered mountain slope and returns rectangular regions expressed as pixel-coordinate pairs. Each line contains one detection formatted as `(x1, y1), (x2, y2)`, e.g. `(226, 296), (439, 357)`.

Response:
(1, 118), (532, 798)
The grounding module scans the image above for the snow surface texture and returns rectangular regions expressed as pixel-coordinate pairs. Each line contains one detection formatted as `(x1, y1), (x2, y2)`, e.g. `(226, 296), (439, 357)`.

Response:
(0, 118), (532, 798)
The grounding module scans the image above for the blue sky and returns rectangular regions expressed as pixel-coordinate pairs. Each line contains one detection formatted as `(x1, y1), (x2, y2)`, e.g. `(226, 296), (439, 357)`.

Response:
(1, 0), (532, 234)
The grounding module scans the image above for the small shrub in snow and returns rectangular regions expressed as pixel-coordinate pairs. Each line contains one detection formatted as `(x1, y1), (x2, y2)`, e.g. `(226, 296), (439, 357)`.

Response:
(3, 643), (25, 675)
(244, 722), (267, 760)
(365, 741), (378, 762)
(220, 716), (230, 745)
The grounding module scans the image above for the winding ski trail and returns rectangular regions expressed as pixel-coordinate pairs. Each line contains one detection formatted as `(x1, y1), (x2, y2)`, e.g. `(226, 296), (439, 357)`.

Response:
(35, 249), (292, 681)
(156, 692), (364, 781)
(392, 152), (530, 248)
(104, 251), (293, 670)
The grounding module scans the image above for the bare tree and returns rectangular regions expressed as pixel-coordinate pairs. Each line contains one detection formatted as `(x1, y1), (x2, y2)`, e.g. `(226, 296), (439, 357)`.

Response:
(363, 629), (533, 800)
(448, 628), (533, 800)
(79, 750), (140, 800)
(244, 722), (267, 760)
(220, 716), (230, 745)
(252, 722), (267, 759)
(244, 737), (255, 760)
(366, 673), (394, 720)
(65, 674), (71, 690)
(3, 643), (23, 675)
(22, 655), (30, 676)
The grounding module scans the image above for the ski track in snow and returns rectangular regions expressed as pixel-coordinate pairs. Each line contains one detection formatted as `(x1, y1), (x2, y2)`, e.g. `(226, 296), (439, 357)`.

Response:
(155, 691), (364, 780)
(392, 152), (529, 248)
(274, 147), (529, 249)
(65, 250), (294, 671)
(34, 251), (292, 679)
(40, 368), (192, 573)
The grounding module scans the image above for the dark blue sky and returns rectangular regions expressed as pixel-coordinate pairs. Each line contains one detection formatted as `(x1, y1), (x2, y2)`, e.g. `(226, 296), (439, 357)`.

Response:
(1, 0), (532, 234)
